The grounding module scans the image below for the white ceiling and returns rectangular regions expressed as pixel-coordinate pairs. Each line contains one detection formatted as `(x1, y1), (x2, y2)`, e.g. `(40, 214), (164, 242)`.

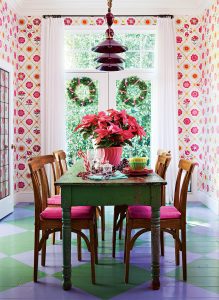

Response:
(8, 0), (212, 16)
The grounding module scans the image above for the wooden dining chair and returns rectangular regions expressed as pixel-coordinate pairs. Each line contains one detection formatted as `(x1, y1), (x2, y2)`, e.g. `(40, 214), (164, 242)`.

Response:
(124, 159), (195, 283)
(112, 151), (171, 258)
(28, 155), (98, 284)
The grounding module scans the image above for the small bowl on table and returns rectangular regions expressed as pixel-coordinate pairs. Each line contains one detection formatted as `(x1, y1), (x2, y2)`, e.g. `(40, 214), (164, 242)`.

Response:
(129, 157), (148, 171)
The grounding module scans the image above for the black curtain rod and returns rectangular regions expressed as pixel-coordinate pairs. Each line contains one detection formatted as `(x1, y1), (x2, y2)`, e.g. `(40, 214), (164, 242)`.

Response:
(43, 14), (174, 19)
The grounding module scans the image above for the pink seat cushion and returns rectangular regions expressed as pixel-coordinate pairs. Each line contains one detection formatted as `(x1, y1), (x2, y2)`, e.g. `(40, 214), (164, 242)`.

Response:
(48, 195), (61, 205)
(40, 206), (94, 220)
(128, 205), (181, 219)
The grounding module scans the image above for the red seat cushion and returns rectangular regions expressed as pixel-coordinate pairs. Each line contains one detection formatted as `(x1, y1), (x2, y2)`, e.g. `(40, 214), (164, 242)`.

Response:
(128, 205), (181, 219)
(48, 195), (61, 205)
(40, 206), (94, 220)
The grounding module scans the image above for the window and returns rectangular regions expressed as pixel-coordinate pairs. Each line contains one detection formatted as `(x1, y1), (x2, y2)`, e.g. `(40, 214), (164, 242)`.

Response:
(64, 30), (156, 164)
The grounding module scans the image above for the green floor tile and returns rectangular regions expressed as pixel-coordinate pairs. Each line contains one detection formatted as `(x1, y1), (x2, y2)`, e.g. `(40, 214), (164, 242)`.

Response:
(0, 257), (46, 292)
(6, 217), (35, 231)
(54, 258), (151, 299)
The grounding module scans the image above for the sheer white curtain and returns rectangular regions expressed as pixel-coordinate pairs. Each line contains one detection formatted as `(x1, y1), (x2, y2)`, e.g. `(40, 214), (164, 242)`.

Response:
(151, 17), (179, 203)
(40, 17), (66, 154)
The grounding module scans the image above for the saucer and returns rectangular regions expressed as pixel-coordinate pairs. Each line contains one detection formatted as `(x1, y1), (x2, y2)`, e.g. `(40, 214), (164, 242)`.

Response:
(122, 167), (153, 176)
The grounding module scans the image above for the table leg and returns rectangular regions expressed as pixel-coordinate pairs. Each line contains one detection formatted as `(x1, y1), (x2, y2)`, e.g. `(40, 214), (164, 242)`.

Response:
(62, 207), (72, 290)
(151, 206), (160, 290)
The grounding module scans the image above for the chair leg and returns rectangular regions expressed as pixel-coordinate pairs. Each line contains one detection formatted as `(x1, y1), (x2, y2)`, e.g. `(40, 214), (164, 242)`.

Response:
(175, 229), (180, 266)
(124, 221), (128, 263)
(181, 226), (187, 281)
(160, 230), (164, 256)
(60, 229), (62, 240)
(125, 223), (132, 284)
(94, 216), (98, 264)
(100, 206), (105, 241)
(112, 206), (119, 258)
(33, 226), (40, 282)
(119, 218), (123, 240)
(77, 233), (82, 261)
(89, 223), (96, 284)
(41, 230), (47, 266)
(52, 232), (55, 245)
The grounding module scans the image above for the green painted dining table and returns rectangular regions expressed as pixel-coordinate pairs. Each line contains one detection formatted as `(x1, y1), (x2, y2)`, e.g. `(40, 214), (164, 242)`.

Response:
(55, 161), (166, 291)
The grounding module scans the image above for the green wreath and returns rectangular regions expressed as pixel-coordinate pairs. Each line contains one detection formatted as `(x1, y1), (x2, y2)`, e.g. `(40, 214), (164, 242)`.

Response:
(67, 77), (97, 107)
(118, 76), (147, 107)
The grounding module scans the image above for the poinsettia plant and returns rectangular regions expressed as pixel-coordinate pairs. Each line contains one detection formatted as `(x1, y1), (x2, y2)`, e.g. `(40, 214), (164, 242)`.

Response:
(74, 109), (146, 148)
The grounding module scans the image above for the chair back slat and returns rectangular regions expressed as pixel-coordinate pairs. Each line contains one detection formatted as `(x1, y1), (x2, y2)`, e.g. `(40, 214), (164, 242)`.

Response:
(28, 155), (56, 223)
(155, 151), (172, 205)
(53, 150), (68, 176)
(174, 159), (195, 218)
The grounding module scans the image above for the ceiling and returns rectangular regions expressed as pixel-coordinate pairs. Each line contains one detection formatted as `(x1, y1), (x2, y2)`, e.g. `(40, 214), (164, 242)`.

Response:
(8, 0), (212, 16)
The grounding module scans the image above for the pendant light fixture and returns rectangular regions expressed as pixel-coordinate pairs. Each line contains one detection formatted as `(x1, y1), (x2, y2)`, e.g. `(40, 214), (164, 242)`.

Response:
(92, 0), (128, 71)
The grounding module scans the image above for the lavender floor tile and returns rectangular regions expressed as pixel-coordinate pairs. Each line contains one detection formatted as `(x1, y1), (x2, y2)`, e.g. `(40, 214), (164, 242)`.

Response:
(0, 277), (100, 299)
(0, 223), (27, 237)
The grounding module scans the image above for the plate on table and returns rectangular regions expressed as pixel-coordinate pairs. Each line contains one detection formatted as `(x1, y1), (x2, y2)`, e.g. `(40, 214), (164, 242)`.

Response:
(122, 167), (153, 176)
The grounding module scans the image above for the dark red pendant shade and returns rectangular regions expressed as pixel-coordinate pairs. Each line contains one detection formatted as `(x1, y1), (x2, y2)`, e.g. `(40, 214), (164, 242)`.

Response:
(94, 53), (125, 64)
(92, 1), (127, 71)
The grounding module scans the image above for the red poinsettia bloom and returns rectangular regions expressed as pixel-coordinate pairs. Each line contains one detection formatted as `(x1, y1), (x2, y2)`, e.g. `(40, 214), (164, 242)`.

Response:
(75, 109), (146, 148)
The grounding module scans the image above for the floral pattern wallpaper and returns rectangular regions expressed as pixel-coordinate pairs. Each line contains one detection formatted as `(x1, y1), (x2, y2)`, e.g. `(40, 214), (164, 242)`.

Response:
(199, 0), (219, 201)
(1, 0), (218, 200)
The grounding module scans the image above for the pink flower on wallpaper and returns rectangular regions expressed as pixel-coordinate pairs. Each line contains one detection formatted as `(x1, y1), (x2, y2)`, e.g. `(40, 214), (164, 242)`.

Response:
(191, 144), (199, 152)
(33, 55), (40, 62)
(178, 72), (183, 79)
(18, 109), (25, 117)
(184, 136), (190, 143)
(34, 36), (40, 43)
(27, 24), (32, 29)
(191, 127), (198, 134)
(18, 55), (25, 62)
(33, 18), (41, 25)
(26, 138), (32, 144)
(178, 127), (182, 134)
(18, 163), (25, 170)
(177, 53), (182, 61)
(183, 98), (190, 106)
(178, 109), (182, 116)
(191, 91), (199, 98)
(183, 81), (191, 88)
(18, 72), (25, 80)
(34, 109), (40, 115)
(127, 18), (135, 25)
(18, 127), (24, 134)
(191, 109), (199, 116)
(18, 182), (25, 188)
(33, 91), (40, 98)
(185, 150), (190, 155)
(33, 145), (41, 152)
(28, 33), (32, 38)
(33, 128), (40, 134)
(64, 18), (72, 25)
(26, 119), (33, 126)
(191, 54), (198, 61)
(0, 18), (2, 26)
(26, 82), (33, 89)
(26, 99), (33, 105)
(191, 35), (199, 43)
(190, 18), (198, 25)
(18, 37), (25, 44)
(96, 18), (104, 25)
(176, 36), (182, 43)
(183, 118), (191, 125)
(18, 91), (25, 96)
(27, 151), (32, 156)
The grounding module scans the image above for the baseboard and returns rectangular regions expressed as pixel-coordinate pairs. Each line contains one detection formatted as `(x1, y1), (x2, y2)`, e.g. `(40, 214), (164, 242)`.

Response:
(196, 191), (219, 215)
(14, 191), (34, 203)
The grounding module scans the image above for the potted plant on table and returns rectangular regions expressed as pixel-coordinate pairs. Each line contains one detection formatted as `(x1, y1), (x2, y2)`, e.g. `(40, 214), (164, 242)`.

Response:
(74, 109), (146, 166)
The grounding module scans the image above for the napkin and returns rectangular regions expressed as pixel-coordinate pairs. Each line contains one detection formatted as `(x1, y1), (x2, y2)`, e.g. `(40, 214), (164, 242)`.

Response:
(88, 170), (128, 181)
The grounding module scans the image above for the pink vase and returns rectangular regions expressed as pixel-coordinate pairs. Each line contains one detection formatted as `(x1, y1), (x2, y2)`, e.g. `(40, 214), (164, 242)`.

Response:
(97, 147), (123, 167)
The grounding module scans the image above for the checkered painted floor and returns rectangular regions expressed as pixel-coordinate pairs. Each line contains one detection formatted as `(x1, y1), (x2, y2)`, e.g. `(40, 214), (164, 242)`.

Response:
(0, 202), (219, 299)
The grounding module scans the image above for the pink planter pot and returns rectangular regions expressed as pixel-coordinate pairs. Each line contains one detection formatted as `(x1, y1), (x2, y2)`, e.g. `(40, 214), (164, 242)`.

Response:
(97, 147), (123, 167)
